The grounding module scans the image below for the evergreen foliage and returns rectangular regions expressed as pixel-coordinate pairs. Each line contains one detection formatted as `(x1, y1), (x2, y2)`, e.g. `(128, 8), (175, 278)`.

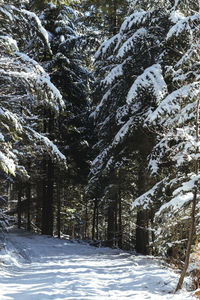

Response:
(0, 1), (200, 290)
(88, 6), (171, 249)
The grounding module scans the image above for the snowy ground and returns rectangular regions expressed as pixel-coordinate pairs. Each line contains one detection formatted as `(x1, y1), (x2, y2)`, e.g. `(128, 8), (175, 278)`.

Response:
(0, 228), (195, 300)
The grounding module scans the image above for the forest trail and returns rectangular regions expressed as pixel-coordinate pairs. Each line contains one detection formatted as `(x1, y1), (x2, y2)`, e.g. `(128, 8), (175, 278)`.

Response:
(0, 229), (194, 300)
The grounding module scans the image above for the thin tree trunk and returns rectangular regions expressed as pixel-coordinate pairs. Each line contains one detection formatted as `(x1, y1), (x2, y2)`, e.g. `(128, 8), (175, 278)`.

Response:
(114, 198), (118, 247)
(72, 223), (75, 239)
(47, 158), (54, 235)
(26, 182), (31, 231)
(96, 202), (99, 240)
(57, 180), (61, 239)
(175, 97), (200, 292)
(118, 191), (122, 248)
(42, 158), (54, 236)
(42, 110), (54, 236)
(17, 183), (22, 229)
(92, 198), (97, 240)
(136, 168), (150, 254)
(42, 159), (47, 234)
(107, 200), (115, 247)
(84, 199), (88, 239)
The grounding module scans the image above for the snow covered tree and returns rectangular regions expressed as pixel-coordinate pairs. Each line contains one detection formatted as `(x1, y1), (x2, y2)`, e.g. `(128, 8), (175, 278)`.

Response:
(0, 2), (67, 233)
(128, 0), (200, 288)
(87, 0), (200, 256)
(88, 7), (171, 249)
(27, 1), (95, 237)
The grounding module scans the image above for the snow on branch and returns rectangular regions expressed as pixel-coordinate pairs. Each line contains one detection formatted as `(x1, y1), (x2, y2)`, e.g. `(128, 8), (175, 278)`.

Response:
(0, 35), (18, 53)
(117, 28), (147, 59)
(90, 145), (112, 177)
(146, 83), (200, 126)
(132, 180), (165, 209)
(166, 14), (199, 40)
(0, 150), (16, 175)
(102, 63), (124, 86)
(173, 175), (200, 196)
(126, 64), (167, 105)
(22, 9), (51, 52)
(0, 3), (52, 57)
(25, 127), (67, 164)
(156, 191), (193, 216)
(112, 117), (134, 145)
(94, 34), (120, 60)
(90, 90), (111, 120)
(0, 53), (65, 113)
(0, 5), (13, 20)
(120, 11), (148, 35)
(175, 44), (199, 68)
(0, 107), (23, 133)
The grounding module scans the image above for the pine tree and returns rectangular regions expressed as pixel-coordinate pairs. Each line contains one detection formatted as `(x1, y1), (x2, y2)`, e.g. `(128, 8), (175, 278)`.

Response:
(88, 7), (171, 249)
(130, 1), (200, 287)
(28, 1), (95, 237)
(0, 2), (66, 232)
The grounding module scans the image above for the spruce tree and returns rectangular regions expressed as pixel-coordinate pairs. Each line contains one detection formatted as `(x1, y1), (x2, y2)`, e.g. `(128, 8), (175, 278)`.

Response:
(88, 7), (171, 249)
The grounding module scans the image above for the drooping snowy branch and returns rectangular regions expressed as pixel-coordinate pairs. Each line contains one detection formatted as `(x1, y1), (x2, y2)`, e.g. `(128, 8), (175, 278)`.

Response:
(126, 64), (167, 105)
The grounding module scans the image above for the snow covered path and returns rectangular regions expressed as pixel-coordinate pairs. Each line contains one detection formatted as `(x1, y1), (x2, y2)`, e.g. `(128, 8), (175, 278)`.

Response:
(0, 229), (195, 300)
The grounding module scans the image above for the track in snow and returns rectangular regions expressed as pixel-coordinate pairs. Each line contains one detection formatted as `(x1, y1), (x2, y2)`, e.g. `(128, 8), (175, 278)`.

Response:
(0, 229), (194, 300)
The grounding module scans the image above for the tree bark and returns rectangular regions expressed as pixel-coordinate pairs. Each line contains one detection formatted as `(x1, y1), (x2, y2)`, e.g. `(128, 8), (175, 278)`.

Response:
(92, 198), (97, 240)
(57, 180), (61, 239)
(26, 182), (31, 231)
(84, 198), (88, 239)
(107, 200), (115, 247)
(118, 191), (123, 248)
(17, 182), (22, 228)
(136, 168), (149, 254)
(136, 209), (149, 254)
(17, 183), (22, 229)
(42, 158), (54, 236)
(42, 110), (54, 236)
(96, 201), (99, 240)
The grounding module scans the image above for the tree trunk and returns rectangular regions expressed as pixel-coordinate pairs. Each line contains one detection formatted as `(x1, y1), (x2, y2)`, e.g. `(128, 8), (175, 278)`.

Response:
(136, 209), (149, 255)
(42, 110), (54, 236)
(118, 191), (122, 249)
(114, 199), (118, 247)
(107, 200), (115, 247)
(96, 202), (99, 240)
(92, 198), (97, 240)
(26, 182), (31, 231)
(57, 180), (61, 239)
(42, 158), (54, 236)
(17, 183), (22, 229)
(84, 199), (88, 239)
(136, 168), (149, 254)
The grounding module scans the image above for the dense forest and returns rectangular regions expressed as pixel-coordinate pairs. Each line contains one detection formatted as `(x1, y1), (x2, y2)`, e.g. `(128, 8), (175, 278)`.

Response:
(0, 0), (200, 291)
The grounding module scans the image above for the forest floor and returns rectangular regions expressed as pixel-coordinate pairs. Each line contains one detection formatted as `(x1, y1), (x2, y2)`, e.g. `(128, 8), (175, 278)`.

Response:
(0, 228), (196, 299)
